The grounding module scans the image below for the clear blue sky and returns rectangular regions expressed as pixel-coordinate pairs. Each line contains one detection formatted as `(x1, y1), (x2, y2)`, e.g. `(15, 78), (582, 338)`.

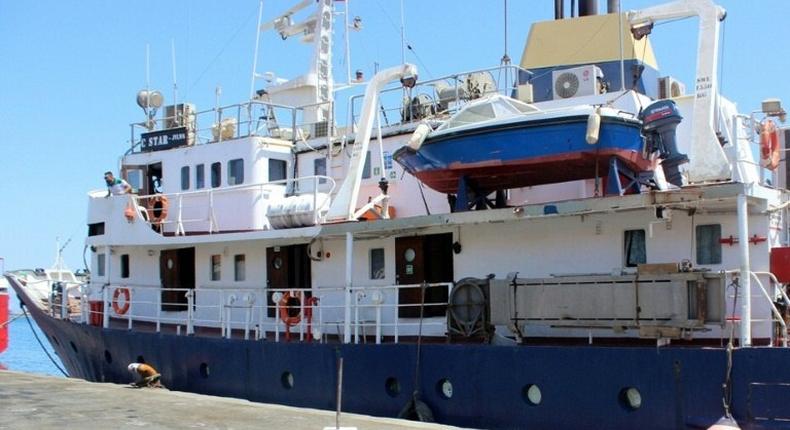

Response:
(0, 0), (787, 272)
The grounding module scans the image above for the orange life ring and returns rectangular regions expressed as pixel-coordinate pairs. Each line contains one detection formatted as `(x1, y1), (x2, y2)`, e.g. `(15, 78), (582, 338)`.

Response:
(278, 291), (303, 327)
(112, 287), (131, 315)
(146, 195), (169, 224)
(760, 119), (780, 171)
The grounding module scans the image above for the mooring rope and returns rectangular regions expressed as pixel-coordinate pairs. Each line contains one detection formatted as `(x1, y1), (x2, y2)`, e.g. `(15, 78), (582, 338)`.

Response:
(21, 306), (68, 377)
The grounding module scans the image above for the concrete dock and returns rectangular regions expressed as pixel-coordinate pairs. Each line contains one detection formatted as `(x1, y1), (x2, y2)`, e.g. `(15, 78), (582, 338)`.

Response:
(0, 371), (460, 430)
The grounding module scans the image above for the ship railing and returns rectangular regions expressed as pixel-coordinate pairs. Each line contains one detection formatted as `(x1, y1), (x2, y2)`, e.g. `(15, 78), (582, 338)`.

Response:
(123, 174), (336, 235)
(89, 282), (451, 344)
(722, 270), (789, 347)
(349, 64), (532, 130)
(17, 277), (86, 322)
(127, 100), (335, 154)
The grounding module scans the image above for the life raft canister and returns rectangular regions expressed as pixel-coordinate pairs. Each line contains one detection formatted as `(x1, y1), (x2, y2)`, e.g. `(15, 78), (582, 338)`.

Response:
(760, 119), (780, 171)
(112, 287), (131, 315)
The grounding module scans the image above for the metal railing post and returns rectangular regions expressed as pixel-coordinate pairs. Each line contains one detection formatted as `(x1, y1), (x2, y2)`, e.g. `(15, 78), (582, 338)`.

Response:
(186, 290), (194, 335)
(156, 290), (162, 333)
(102, 286), (110, 329)
(343, 232), (353, 344)
(127, 287), (133, 330)
(60, 284), (68, 320)
(737, 193), (752, 346)
(375, 301), (382, 345)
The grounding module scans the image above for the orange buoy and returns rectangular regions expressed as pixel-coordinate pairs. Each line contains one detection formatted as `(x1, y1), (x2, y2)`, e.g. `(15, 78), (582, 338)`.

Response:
(760, 119), (780, 170)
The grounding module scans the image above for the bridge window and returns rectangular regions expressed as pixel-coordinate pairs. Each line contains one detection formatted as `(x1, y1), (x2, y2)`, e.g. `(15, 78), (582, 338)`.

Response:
(269, 159), (287, 182)
(362, 151), (372, 179)
(234, 254), (246, 282)
(696, 224), (722, 265)
(195, 164), (205, 189)
(210, 255), (221, 281)
(624, 229), (646, 268)
(211, 162), (221, 188)
(180, 166), (190, 191)
(228, 159), (244, 185)
(314, 158), (327, 184)
(120, 254), (130, 278)
(370, 248), (385, 279)
(97, 253), (106, 277)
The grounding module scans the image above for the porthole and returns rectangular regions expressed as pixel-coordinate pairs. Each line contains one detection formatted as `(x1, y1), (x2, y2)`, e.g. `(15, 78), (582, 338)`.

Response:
(200, 363), (210, 378)
(522, 384), (542, 406)
(167, 258), (174, 270)
(69, 341), (78, 354)
(619, 387), (642, 410)
(272, 256), (283, 270)
(404, 248), (416, 263)
(436, 378), (453, 399)
(104, 350), (113, 364)
(281, 371), (294, 389)
(385, 377), (401, 397)
(136, 355), (146, 364)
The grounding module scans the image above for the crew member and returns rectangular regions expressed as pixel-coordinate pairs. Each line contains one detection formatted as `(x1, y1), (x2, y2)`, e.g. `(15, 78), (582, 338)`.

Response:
(105, 171), (131, 196)
(127, 362), (163, 388)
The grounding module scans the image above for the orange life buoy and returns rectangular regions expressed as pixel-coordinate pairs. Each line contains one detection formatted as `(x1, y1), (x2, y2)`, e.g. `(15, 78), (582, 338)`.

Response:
(760, 119), (780, 171)
(278, 291), (303, 327)
(146, 195), (169, 225)
(112, 287), (131, 315)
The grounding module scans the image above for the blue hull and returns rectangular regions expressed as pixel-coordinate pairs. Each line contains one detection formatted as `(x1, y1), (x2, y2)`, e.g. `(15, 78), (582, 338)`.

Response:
(22, 299), (790, 430)
(394, 115), (648, 194)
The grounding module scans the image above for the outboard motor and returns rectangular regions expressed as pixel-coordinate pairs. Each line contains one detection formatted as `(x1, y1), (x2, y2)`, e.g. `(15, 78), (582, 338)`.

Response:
(639, 100), (688, 187)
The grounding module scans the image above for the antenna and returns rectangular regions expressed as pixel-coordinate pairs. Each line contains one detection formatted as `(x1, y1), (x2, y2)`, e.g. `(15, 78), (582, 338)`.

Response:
(145, 44), (151, 114)
(171, 39), (178, 107)
(399, 0), (406, 64)
(344, 0), (351, 84)
(249, 0), (264, 100)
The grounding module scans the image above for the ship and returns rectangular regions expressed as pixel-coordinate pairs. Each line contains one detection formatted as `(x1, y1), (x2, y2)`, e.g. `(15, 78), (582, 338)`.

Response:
(7, 0), (790, 428)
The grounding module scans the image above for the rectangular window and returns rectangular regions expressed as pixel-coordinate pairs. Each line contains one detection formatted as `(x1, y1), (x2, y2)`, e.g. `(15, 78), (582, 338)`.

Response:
(362, 151), (372, 179)
(88, 222), (105, 237)
(180, 166), (190, 190)
(211, 162), (221, 188)
(314, 157), (327, 184)
(696, 224), (722, 265)
(97, 253), (106, 277)
(210, 255), (221, 281)
(234, 254), (246, 281)
(269, 159), (287, 182)
(195, 164), (205, 189)
(228, 159), (244, 185)
(624, 229), (646, 267)
(126, 169), (143, 193)
(370, 248), (385, 279)
(120, 254), (130, 278)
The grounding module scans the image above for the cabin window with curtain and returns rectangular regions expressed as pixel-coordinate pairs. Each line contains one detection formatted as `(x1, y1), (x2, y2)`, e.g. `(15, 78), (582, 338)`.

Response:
(211, 162), (221, 188)
(97, 253), (106, 277)
(314, 157), (327, 184)
(234, 254), (246, 281)
(120, 254), (130, 278)
(195, 164), (205, 189)
(370, 248), (385, 280)
(269, 159), (287, 182)
(228, 159), (244, 185)
(210, 255), (221, 281)
(180, 166), (190, 190)
(362, 151), (372, 179)
(696, 224), (722, 265)
(624, 229), (646, 268)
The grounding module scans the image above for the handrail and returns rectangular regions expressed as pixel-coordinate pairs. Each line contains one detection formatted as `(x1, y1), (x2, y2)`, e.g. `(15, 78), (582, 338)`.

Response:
(723, 269), (789, 347)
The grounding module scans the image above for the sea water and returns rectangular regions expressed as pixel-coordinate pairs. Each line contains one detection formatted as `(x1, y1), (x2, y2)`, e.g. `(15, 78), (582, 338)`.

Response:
(0, 315), (65, 377)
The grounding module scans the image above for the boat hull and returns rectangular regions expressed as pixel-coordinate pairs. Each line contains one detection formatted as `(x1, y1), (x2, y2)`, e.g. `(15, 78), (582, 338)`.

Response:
(394, 115), (651, 194)
(11, 277), (790, 430)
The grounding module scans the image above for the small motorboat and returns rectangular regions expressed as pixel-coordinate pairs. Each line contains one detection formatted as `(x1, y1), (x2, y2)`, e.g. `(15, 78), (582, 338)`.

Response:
(393, 95), (658, 197)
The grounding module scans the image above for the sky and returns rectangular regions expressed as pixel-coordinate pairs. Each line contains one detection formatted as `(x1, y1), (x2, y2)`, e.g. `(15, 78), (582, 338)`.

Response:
(0, 0), (788, 273)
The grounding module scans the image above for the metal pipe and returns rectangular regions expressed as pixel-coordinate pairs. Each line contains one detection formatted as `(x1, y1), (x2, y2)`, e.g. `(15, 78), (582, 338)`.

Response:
(737, 193), (752, 346)
(343, 232), (353, 343)
(554, 0), (564, 19)
(607, 0), (619, 14)
(578, 0), (597, 16)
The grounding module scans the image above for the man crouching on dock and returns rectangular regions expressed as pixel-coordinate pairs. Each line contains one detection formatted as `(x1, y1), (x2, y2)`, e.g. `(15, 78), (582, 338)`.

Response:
(127, 363), (164, 388)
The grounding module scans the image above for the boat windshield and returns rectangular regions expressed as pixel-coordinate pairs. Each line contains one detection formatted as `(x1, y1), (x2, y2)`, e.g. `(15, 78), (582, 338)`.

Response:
(437, 95), (539, 131)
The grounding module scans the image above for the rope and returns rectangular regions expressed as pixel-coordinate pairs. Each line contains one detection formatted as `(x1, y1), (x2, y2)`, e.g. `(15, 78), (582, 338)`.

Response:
(721, 275), (739, 418)
(22, 306), (68, 377)
(0, 313), (24, 328)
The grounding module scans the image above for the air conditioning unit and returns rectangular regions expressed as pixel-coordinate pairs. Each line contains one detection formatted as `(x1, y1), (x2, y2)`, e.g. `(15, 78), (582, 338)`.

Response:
(552, 65), (604, 99)
(658, 76), (686, 99)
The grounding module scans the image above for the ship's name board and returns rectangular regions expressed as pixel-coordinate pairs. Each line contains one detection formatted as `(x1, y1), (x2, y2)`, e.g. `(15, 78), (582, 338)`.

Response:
(140, 127), (189, 152)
